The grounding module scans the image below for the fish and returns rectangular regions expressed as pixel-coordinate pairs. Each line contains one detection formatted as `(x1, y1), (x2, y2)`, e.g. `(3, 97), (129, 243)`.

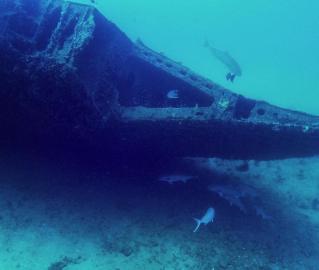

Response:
(223, 195), (247, 213)
(204, 40), (242, 82)
(208, 185), (242, 199)
(208, 184), (257, 199)
(193, 207), (215, 232)
(239, 184), (258, 198)
(167, 89), (179, 99)
(254, 206), (272, 220)
(207, 184), (250, 213)
(209, 184), (268, 215)
(158, 175), (195, 184)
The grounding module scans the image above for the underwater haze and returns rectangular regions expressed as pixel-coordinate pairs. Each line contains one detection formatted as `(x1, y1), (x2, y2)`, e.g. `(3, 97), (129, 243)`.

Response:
(1, 0), (319, 269)
(101, 0), (319, 115)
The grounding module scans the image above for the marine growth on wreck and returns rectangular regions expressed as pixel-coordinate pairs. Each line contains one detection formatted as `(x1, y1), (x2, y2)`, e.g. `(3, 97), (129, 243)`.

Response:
(0, 0), (319, 269)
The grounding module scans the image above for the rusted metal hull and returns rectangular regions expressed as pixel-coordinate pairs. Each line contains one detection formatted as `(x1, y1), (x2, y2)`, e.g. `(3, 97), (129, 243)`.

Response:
(0, 0), (319, 160)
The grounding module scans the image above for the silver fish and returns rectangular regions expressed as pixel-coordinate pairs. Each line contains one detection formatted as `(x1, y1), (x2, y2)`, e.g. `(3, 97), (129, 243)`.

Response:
(193, 207), (215, 232)
(204, 40), (242, 82)
(254, 206), (272, 220)
(158, 175), (194, 184)
(167, 89), (180, 99)
(208, 184), (248, 213)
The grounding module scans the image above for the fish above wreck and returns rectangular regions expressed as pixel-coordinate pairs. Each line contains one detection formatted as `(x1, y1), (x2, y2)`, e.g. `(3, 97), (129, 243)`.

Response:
(204, 40), (242, 82)
(0, 0), (319, 162)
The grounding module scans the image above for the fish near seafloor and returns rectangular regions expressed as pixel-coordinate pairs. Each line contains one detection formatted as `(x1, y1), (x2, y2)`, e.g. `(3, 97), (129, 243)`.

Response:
(204, 40), (242, 82)
(254, 206), (273, 220)
(208, 185), (248, 213)
(158, 175), (195, 184)
(193, 207), (215, 233)
(208, 184), (258, 199)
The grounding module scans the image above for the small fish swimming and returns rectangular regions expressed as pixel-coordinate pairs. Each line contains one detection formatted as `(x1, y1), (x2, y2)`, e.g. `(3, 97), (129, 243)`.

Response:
(208, 184), (257, 199)
(158, 175), (194, 184)
(254, 206), (273, 220)
(193, 207), (215, 232)
(208, 185), (241, 199)
(239, 184), (258, 198)
(204, 40), (242, 82)
(208, 185), (247, 214)
(208, 184), (269, 216)
(167, 89), (179, 99)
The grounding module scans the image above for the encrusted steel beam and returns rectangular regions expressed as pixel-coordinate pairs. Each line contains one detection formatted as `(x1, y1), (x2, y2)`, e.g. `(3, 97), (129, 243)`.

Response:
(0, 0), (319, 160)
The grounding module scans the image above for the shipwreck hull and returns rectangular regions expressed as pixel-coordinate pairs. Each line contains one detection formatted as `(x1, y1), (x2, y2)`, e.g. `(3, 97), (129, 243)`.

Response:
(1, 0), (319, 160)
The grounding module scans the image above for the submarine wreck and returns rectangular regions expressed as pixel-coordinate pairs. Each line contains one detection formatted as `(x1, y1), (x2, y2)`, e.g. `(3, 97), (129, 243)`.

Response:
(0, 0), (319, 161)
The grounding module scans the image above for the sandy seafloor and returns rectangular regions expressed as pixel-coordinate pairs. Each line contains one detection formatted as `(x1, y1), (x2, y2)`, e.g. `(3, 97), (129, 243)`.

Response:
(0, 152), (319, 270)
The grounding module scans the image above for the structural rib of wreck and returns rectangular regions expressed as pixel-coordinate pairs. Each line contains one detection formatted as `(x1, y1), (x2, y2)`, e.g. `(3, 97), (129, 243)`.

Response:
(0, 0), (319, 160)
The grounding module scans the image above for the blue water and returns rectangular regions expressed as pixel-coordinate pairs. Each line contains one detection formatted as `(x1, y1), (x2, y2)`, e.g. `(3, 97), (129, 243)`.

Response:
(1, 1), (319, 269)
(100, 0), (319, 115)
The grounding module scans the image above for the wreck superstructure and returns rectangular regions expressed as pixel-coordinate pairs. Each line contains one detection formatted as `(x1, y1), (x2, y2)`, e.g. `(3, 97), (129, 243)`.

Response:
(0, 0), (319, 160)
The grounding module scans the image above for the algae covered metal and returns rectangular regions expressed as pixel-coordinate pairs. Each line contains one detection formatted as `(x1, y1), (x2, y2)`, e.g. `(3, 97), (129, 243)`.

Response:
(0, 0), (319, 160)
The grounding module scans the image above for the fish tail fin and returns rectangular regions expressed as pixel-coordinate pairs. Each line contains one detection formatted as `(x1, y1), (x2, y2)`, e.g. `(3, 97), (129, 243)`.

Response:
(193, 218), (201, 233)
(226, 73), (236, 82)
